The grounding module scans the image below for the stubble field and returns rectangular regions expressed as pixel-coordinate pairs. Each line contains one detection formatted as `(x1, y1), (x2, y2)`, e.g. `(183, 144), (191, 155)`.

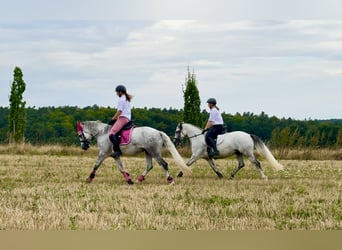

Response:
(0, 146), (341, 230)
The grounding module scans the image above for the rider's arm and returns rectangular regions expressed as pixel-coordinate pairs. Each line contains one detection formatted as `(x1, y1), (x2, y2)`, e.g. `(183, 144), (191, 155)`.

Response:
(204, 120), (213, 130)
(112, 110), (122, 120)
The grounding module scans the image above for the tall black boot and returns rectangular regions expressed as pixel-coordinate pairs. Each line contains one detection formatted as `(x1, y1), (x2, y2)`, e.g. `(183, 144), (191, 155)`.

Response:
(109, 134), (122, 158)
(206, 137), (219, 157)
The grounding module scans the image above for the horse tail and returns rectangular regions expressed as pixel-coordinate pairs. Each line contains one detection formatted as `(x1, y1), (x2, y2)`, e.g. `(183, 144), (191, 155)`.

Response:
(250, 134), (284, 171)
(159, 132), (191, 173)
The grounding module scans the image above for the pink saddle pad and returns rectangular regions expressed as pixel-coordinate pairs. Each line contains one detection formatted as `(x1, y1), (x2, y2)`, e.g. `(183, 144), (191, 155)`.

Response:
(120, 127), (134, 145)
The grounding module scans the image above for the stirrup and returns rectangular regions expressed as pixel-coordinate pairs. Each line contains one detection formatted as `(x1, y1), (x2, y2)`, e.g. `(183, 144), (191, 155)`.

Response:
(208, 150), (219, 158)
(111, 151), (122, 158)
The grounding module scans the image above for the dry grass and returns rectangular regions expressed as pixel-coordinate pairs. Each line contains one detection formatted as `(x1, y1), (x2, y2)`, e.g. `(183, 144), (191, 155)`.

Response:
(0, 146), (341, 230)
(1, 143), (342, 160)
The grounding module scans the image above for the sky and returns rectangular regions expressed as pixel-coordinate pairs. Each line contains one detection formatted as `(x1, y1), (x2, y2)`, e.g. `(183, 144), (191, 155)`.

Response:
(0, 0), (341, 120)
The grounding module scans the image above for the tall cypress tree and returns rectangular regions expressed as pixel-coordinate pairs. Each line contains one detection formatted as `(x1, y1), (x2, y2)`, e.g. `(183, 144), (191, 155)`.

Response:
(183, 68), (202, 127)
(8, 66), (27, 143)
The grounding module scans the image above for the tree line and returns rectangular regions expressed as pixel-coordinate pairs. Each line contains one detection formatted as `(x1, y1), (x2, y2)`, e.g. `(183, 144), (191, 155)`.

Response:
(0, 105), (342, 148)
(3, 66), (342, 149)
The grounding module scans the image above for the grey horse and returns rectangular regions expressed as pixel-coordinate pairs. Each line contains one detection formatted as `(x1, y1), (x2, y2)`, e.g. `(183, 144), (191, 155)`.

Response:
(174, 122), (284, 179)
(77, 121), (190, 185)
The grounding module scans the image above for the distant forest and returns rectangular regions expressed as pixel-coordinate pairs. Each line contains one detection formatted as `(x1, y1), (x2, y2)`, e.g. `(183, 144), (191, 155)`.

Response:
(1, 105), (342, 148)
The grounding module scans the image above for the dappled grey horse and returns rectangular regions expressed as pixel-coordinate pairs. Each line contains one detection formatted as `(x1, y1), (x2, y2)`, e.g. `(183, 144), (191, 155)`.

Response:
(174, 122), (284, 179)
(77, 121), (190, 185)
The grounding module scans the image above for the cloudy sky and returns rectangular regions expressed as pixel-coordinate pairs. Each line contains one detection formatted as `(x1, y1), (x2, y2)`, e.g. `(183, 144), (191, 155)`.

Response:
(0, 1), (341, 120)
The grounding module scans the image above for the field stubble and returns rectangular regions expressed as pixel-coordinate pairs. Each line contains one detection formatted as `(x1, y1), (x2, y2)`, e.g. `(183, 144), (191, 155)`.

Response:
(0, 146), (341, 230)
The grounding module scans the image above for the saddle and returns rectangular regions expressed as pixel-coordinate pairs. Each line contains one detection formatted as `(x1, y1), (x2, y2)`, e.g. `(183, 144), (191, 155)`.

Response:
(213, 128), (227, 146)
(117, 121), (135, 145)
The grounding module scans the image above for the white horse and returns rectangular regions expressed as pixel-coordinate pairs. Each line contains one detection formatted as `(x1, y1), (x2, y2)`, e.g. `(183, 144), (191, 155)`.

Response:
(174, 122), (284, 179)
(77, 121), (190, 185)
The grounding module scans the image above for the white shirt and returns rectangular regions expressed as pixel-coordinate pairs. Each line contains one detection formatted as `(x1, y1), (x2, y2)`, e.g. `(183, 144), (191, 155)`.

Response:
(117, 95), (131, 120)
(208, 108), (223, 125)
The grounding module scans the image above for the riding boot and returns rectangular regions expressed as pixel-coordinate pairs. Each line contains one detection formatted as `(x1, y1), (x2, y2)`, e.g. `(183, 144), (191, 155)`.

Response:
(206, 137), (219, 157)
(109, 134), (122, 158)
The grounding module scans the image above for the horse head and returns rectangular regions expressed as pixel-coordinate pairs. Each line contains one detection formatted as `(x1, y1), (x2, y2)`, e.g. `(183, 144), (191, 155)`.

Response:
(173, 122), (184, 146)
(77, 121), (90, 150)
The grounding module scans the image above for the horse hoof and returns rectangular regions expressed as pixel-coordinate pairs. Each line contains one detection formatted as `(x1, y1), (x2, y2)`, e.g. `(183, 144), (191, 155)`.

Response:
(127, 179), (134, 185)
(138, 175), (145, 182)
(217, 172), (223, 179)
(167, 176), (174, 185)
(86, 172), (95, 183)
(177, 171), (183, 178)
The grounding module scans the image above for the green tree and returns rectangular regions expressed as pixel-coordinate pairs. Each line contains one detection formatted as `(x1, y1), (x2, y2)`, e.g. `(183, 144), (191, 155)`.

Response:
(8, 66), (27, 143)
(335, 129), (342, 147)
(183, 68), (202, 127)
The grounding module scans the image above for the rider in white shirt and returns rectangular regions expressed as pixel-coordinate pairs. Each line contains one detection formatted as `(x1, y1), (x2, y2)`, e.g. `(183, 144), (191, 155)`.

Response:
(203, 98), (225, 157)
(109, 85), (132, 157)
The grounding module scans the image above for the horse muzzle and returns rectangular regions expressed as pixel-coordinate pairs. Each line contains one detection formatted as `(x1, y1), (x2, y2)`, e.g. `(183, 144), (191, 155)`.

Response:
(173, 137), (181, 146)
(81, 141), (90, 150)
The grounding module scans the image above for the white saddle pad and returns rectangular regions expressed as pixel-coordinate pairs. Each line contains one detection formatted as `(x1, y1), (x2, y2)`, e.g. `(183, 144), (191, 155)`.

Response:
(216, 134), (225, 145)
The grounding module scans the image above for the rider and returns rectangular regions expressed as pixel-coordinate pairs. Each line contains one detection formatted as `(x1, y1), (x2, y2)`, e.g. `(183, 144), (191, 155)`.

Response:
(203, 98), (224, 157)
(109, 85), (132, 158)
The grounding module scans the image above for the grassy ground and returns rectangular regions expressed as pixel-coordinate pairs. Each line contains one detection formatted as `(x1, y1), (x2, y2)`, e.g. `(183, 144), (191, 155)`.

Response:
(0, 147), (341, 230)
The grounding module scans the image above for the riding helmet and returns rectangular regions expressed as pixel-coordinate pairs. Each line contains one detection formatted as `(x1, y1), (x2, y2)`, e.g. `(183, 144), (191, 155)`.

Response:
(115, 85), (127, 93)
(207, 98), (217, 105)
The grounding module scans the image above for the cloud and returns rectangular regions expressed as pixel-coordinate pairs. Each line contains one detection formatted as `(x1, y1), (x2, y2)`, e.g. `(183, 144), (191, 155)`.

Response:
(1, 19), (342, 119)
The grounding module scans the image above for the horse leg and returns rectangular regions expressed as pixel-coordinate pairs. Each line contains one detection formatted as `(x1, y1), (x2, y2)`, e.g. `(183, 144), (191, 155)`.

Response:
(207, 158), (223, 178)
(230, 151), (245, 179)
(113, 157), (134, 185)
(177, 154), (199, 178)
(138, 153), (153, 182)
(248, 154), (268, 180)
(156, 156), (174, 185)
(86, 153), (106, 183)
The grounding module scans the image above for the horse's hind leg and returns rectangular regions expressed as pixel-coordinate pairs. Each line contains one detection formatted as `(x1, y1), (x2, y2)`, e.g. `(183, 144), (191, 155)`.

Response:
(230, 151), (245, 179)
(155, 156), (174, 184)
(86, 153), (106, 183)
(138, 153), (153, 182)
(114, 157), (134, 185)
(207, 158), (223, 178)
(248, 154), (267, 180)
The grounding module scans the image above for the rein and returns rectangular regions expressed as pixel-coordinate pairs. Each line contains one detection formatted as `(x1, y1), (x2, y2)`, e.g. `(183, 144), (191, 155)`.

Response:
(188, 133), (203, 139)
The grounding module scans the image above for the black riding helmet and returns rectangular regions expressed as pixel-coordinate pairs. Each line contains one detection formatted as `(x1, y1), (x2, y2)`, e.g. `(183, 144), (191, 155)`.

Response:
(115, 85), (127, 93)
(207, 98), (217, 105)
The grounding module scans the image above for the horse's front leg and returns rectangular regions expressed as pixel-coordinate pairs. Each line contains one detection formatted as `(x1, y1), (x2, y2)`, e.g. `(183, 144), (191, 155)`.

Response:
(137, 153), (153, 183)
(86, 153), (107, 183)
(113, 156), (134, 185)
(207, 158), (223, 178)
(177, 154), (200, 178)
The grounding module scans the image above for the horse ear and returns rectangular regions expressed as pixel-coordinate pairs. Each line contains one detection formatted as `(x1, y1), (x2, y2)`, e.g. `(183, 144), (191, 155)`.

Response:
(179, 122), (183, 129)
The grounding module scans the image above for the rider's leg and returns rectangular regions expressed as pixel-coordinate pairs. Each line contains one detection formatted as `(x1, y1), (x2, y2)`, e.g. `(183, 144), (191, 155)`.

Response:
(205, 129), (219, 157)
(109, 134), (121, 157)
(108, 117), (129, 158)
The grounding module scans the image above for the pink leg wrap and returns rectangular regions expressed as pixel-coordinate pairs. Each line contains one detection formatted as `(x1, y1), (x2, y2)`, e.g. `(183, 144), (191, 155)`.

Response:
(138, 175), (145, 182)
(122, 172), (131, 181)
(167, 176), (174, 184)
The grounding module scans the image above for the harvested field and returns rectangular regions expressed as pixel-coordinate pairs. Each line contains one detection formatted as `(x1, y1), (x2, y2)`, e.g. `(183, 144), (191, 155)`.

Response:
(0, 150), (341, 230)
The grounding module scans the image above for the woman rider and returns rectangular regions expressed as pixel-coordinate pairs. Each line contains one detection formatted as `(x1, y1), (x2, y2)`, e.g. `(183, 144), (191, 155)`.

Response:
(203, 98), (225, 157)
(109, 85), (132, 158)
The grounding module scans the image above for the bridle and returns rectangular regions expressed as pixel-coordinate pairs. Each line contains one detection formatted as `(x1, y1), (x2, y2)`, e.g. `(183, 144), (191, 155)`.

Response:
(174, 123), (203, 146)
(77, 122), (90, 150)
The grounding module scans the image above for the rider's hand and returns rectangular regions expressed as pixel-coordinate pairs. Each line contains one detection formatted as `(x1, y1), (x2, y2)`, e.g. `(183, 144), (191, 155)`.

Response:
(108, 119), (116, 125)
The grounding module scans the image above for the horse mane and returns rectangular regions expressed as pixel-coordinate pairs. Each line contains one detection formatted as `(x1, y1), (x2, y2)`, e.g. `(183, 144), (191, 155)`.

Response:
(84, 121), (108, 135)
(181, 122), (202, 132)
